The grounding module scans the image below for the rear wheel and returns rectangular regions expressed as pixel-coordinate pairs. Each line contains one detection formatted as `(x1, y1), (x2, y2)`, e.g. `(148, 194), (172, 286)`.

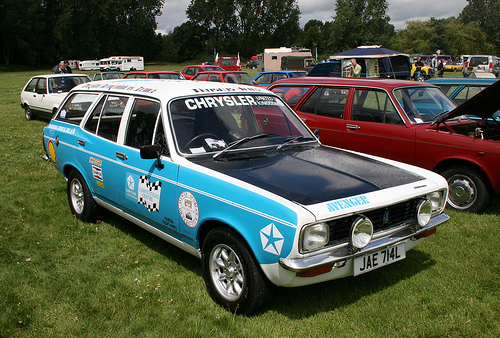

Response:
(441, 167), (490, 213)
(67, 170), (97, 222)
(201, 227), (271, 315)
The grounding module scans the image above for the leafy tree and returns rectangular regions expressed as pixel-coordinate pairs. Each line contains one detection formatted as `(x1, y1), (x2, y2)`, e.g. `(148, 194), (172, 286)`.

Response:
(330, 0), (394, 52)
(186, 0), (300, 57)
(459, 0), (500, 53)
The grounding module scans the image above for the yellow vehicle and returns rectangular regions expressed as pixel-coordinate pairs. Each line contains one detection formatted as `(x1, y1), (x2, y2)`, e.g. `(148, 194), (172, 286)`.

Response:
(410, 62), (434, 81)
(444, 61), (463, 72)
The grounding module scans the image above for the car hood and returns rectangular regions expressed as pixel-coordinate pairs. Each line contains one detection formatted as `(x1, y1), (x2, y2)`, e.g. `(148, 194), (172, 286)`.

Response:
(435, 79), (500, 123)
(197, 146), (424, 205)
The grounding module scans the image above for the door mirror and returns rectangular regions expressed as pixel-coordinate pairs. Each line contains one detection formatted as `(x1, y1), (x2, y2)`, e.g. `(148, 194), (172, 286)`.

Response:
(140, 144), (164, 169)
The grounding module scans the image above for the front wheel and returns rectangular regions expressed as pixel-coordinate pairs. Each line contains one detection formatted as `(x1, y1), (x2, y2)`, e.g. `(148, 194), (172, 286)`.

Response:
(202, 227), (271, 315)
(25, 105), (35, 120)
(441, 167), (490, 213)
(67, 170), (97, 222)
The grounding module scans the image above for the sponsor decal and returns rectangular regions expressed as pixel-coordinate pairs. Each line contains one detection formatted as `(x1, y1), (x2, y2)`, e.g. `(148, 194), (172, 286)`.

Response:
(89, 157), (102, 166)
(138, 175), (162, 212)
(184, 95), (281, 110)
(97, 181), (105, 188)
(178, 191), (199, 228)
(48, 140), (57, 164)
(92, 165), (103, 181)
(326, 195), (370, 212)
(260, 223), (284, 255)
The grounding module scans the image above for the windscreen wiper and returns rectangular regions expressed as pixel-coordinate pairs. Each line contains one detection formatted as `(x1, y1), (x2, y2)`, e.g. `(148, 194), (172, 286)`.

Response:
(276, 136), (315, 151)
(212, 133), (267, 161)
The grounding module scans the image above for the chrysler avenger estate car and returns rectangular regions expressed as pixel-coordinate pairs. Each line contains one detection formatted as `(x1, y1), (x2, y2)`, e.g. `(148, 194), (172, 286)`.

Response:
(42, 79), (449, 314)
(269, 77), (500, 213)
(21, 74), (90, 120)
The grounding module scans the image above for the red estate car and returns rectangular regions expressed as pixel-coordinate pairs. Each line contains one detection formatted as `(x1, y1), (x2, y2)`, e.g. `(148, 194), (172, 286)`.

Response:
(181, 64), (224, 80)
(191, 70), (257, 86)
(269, 77), (500, 213)
(122, 71), (185, 80)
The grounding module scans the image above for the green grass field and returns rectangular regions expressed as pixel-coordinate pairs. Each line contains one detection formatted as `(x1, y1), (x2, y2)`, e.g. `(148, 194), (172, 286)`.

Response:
(0, 68), (498, 336)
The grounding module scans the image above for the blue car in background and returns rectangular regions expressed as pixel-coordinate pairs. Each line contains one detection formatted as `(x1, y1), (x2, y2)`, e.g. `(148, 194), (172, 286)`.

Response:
(427, 78), (499, 105)
(254, 70), (307, 87)
(428, 78), (499, 120)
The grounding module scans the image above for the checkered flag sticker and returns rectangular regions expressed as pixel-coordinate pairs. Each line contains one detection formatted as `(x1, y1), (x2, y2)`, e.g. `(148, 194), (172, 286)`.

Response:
(138, 175), (162, 212)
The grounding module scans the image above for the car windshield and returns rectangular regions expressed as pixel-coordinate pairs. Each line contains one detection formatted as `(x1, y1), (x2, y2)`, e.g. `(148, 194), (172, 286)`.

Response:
(49, 76), (89, 93)
(393, 86), (456, 123)
(169, 94), (314, 156)
(222, 73), (255, 85)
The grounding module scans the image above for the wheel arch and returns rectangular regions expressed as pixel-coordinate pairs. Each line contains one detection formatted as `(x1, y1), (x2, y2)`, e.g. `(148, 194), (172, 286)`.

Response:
(433, 158), (493, 193)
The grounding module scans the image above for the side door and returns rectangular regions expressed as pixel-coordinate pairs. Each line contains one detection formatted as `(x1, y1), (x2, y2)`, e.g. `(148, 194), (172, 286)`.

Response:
(115, 98), (181, 238)
(342, 88), (416, 164)
(32, 78), (49, 114)
(293, 86), (349, 148)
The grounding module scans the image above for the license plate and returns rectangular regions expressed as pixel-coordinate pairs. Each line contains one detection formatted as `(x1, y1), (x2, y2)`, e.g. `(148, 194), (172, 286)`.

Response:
(353, 243), (406, 276)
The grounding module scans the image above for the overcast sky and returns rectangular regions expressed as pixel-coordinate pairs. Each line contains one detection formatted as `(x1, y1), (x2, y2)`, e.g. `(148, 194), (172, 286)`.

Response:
(156, 0), (469, 35)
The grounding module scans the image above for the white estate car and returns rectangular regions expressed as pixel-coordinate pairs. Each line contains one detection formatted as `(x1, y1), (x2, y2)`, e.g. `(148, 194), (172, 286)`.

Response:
(21, 74), (90, 120)
(42, 79), (449, 314)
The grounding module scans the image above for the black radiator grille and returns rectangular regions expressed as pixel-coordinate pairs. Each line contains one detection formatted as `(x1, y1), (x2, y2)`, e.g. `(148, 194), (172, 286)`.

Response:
(327, 198), (420, 246)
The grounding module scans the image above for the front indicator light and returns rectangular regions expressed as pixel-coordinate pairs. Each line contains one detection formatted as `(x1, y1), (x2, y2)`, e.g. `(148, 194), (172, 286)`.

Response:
(351, 217), (373, 249)
(416, 199), (432, 228)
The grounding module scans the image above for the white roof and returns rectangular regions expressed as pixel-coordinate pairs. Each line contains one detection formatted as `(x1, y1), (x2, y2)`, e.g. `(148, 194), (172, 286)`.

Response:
(72, 79), (270, 100)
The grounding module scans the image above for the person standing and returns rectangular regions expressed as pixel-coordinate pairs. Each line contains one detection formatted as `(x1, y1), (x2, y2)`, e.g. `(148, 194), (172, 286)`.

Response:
(348, 58), (361, 77)
(414, 57), (424, 81)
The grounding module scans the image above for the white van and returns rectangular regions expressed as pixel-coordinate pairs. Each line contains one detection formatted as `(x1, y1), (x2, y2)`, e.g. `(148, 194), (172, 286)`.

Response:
(79, 60), (100, 71)
(99, 56), (144, 71)
(466, 55), (500, 77)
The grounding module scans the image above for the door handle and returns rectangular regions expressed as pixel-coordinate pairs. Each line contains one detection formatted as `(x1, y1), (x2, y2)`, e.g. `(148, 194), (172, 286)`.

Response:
(116, 152), (128, 160)
(77, 139), (86, 146)
(346, 124), (360, 130)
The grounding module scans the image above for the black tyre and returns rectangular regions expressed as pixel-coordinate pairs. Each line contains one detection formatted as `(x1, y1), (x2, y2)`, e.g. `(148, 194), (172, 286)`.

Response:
(441, 167), (490, 213)
(202, 227), (271, 315)
(25, 105), (35, 120)
(67, 170), (97, 222)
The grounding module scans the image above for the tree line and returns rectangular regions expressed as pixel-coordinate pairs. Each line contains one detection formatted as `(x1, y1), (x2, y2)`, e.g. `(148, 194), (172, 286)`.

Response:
(1, 0), (499, 66)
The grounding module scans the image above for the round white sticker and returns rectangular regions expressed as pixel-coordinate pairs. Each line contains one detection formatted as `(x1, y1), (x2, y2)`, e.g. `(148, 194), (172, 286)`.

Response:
(178, 191), (199, 228)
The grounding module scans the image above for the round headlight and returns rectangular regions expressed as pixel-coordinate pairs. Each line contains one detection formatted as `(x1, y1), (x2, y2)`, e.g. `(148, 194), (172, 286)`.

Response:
(351, 217), (373, 249)
(416, 199), (432, 228)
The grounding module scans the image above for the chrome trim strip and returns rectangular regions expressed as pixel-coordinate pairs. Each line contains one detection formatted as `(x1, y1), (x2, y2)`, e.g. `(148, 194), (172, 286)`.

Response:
(279, 213), (449, 272)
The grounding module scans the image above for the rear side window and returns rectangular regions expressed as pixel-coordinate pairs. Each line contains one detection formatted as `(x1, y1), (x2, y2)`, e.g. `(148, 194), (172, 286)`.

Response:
(84, 95), (129, 141)
(352, 89), (403, 125)
(300, 87), (347, 118)
(24, 78), (38, 92)
(56, 93), (99, 125)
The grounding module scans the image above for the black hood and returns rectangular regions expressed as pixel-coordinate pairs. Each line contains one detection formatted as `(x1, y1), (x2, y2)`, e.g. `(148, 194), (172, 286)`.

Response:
(435, 78), (500, 123)
(197, 146), (425, 205)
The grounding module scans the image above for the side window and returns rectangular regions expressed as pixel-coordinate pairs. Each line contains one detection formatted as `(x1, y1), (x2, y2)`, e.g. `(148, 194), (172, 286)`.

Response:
(194, 73), (208, 81)
(125, 99), (160, 148)
(352, 89), (403, 125)
(256, 73), (272, 84)
(300, 87), (348, 118)
(25, 78), (38, 92)
(185, 68), (193, 76)
(154, 114), (169, 155)
(57, 93), (99, 125)
(209, 74), (221, 82)
(36, 79), (47, 94)
(454, 86), (485, 105)
(83, 95), (128, 141)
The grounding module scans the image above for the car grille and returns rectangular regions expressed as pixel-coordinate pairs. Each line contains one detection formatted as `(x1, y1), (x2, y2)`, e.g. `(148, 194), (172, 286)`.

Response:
(327, 198), (419, 247)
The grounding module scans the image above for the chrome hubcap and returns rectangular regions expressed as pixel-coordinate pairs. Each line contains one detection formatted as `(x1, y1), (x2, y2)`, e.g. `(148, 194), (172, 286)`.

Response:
(448, 174), (476, 209)
(209, 244), (245, 301)
(70, 178), (84, 214)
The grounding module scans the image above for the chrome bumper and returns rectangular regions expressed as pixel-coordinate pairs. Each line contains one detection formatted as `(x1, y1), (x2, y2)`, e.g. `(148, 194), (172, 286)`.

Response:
(279, 213), (449, 272)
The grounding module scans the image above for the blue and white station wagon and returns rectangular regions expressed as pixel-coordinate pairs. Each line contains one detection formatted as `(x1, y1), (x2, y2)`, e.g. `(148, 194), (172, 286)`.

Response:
(42, 79), (449, 314)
